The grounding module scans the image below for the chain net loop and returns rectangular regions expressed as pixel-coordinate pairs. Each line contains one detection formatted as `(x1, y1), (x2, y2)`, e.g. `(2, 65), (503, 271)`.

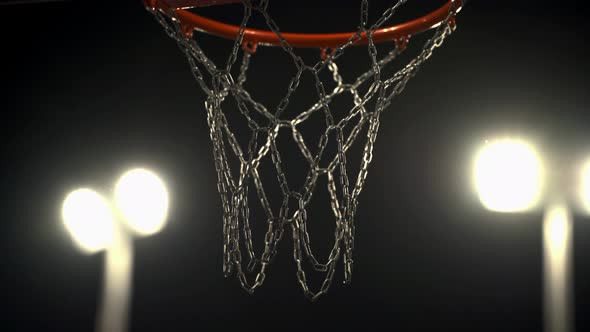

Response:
(147, 0), (459, 301)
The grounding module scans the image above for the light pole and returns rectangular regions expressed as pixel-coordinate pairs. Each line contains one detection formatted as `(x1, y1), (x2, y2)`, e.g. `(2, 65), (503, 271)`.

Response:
(543, 202), (573, 332)
(472, 138), (573, 332)
(62, 168), (169, 332)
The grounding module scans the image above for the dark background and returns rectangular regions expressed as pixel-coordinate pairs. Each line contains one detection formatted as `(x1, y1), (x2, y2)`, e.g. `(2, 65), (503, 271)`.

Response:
(2, 0), (590, 331)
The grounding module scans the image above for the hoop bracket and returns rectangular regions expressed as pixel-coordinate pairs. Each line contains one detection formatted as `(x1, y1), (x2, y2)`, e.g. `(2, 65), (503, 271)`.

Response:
(394, 36), (410, 51)
(242, 40), (258, 54)
(181, 23), (194, 39)
(320, 47), (337, 61)
(449, 15), (458, 31)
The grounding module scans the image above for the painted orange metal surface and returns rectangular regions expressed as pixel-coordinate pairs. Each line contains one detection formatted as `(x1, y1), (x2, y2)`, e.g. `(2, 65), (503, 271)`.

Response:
(147, 0), (463, 49)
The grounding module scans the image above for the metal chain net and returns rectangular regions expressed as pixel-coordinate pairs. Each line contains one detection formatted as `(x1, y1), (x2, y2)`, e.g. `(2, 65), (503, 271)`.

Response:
(147, 0), (458, 301)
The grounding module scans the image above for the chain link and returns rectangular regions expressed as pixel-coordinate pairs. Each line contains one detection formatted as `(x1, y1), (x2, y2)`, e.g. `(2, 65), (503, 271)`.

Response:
(146, 0), (458, 300)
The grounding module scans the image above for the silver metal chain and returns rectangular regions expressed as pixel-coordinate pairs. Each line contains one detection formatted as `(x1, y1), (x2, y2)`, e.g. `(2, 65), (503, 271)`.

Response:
(147, 0), (458, 301)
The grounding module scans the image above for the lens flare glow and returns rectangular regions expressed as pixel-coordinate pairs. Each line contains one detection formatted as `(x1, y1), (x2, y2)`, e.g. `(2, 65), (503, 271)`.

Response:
(62, 188), (115, 253)
(473, 139), (543, 212)
(114, 168), (169, 236)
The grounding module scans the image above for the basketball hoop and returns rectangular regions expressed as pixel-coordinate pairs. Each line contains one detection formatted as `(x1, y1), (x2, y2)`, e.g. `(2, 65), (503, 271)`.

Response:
(147, 0), (461, 49)
(145, 0), (464, 300)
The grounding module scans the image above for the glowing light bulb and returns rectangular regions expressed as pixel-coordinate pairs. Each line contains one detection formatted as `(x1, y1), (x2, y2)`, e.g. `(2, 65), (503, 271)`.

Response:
(114, 168), (169, 236)
(62, 188), (115, 253)
(473, 138), (543, 212)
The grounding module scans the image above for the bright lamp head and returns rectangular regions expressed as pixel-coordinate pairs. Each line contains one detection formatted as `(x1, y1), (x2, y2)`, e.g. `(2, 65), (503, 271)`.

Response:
(473, 138), (544, 213)
(114, 168), (169, 236)
(62, 188), (115, 254)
